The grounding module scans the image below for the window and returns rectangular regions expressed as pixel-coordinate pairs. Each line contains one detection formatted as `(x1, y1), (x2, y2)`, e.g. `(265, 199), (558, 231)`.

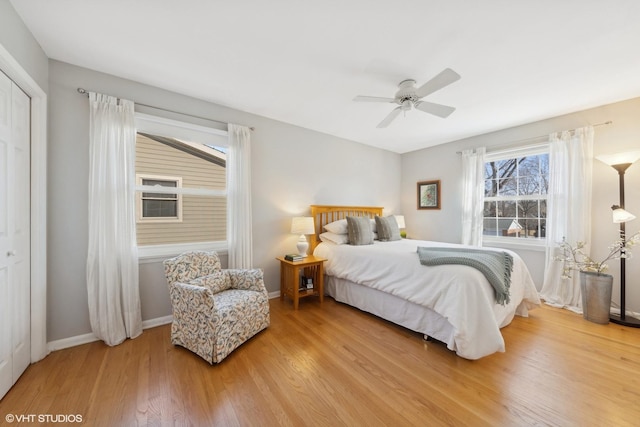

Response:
(134, 113), (229, 259)
(483, 144), (549, 241)
(136, 175), (182, 222)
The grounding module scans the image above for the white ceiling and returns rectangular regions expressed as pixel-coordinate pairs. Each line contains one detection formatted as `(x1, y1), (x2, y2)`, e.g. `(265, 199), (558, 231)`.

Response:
(10, 0), (640, 153)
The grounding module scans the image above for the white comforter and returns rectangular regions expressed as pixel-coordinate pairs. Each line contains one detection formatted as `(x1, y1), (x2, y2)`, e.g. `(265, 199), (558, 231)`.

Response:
(314, 239), (541, 359)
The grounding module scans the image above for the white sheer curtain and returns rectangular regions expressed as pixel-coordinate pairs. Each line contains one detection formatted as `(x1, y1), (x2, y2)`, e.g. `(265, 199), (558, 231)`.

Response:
(540, 126), (594, 312)
(461, 147), (486, 246)
(227, 124), (253, 268)
(86, 92), (142, 346)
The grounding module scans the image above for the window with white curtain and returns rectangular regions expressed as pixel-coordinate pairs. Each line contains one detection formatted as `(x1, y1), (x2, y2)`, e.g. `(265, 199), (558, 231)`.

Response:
(483, 144), (549, 244)
(134, 113), (229, 259)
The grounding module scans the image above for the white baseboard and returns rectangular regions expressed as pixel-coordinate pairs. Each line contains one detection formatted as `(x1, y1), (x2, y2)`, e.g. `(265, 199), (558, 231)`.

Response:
(142, 315), (173, 329)
(46, 315), (174, 353)
(47, 332), (98, 352)
(46, 294), (281, 353)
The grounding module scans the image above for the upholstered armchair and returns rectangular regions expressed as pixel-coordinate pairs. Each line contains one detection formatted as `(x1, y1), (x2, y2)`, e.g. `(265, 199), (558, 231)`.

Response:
(163, 251), (270, 364)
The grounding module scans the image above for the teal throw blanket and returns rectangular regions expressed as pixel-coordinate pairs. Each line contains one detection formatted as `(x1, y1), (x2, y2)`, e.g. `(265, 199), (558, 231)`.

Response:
(416, 247), (513, 305)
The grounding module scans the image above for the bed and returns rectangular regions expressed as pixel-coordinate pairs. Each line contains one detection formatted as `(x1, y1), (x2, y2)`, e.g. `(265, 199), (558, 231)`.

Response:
(309, 205), (541, 360)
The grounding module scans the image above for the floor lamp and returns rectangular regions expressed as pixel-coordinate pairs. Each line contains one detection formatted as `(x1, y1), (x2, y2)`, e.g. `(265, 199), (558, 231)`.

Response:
(596, 150), (640, 327)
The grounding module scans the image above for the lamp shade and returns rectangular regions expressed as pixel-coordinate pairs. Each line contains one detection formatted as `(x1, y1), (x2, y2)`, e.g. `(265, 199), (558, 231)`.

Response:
(394, 215), (406, 229)
(291, 217), (315, 235)
(596, 150), (640, 166)
(612, 206), (636, 223)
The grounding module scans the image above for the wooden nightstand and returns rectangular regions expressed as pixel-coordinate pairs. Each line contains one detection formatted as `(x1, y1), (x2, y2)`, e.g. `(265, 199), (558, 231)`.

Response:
(276, 255), (326, 309)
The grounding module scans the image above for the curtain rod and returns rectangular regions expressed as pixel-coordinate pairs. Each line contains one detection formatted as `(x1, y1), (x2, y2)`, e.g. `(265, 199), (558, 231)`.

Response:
(457, 120), (612, 154)
(77, 87), (255, 131)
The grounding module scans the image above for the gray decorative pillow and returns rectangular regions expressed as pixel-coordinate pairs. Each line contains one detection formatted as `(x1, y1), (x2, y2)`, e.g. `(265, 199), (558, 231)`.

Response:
(346, 216), (374, 245)
(375, 215), (401, 241)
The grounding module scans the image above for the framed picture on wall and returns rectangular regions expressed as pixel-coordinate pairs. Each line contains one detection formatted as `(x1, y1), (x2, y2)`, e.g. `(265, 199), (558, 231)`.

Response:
(417, 180), (441, 210)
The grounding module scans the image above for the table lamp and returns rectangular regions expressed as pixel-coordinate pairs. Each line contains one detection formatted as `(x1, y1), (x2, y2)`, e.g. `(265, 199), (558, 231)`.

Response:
(291, 217), (315, 257)
(394, 215), (406, 238)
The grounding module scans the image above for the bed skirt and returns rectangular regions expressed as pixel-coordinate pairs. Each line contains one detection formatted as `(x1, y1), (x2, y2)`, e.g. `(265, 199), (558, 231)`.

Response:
(324, 275), (457, 351)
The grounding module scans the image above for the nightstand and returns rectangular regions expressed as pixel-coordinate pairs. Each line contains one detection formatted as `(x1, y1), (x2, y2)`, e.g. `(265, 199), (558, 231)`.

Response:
(276, 255), (326, 309)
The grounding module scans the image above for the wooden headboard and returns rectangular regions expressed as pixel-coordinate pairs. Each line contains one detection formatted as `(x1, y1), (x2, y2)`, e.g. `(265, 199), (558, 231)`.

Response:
(309, 205), (384, 252)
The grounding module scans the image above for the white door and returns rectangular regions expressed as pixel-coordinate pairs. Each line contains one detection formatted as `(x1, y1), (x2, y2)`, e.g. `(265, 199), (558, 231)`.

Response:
(0, 71), (31, 400)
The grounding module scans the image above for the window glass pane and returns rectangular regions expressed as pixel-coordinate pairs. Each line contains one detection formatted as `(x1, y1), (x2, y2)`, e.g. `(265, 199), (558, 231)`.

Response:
(498, 177), (517, 196)
(497, 201), (516, 217)
(142, 179), (177, 188)
(143, 200), (177, 217)
(518, 200), (539, 218)
(483, 218), (498, 236)
(483, 200), (496, 217)
(135, 131), (227, 246)
(495, 159), (512, 174)
(517, 176), (538, 195)
(486, 159), (517, 196)
(484, 179), (497, 197)
(482, 148), (548, 241)
(501, 218), (519, 237)
(520, 218), (537, 237)
(141, 179), (177, 199)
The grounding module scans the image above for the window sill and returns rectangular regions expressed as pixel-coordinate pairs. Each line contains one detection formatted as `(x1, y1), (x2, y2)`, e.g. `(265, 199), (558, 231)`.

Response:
(138, 241), (228, 264)
(483, 237), (546, 252)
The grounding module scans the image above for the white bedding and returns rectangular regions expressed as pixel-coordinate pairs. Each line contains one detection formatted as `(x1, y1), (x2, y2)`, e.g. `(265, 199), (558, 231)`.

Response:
(314, 239), (541, 359)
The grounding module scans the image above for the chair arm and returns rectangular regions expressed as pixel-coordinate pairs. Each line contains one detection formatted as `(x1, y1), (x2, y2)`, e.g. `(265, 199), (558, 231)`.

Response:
(169, 282), (216, 317)
(226, 269), (267, 293)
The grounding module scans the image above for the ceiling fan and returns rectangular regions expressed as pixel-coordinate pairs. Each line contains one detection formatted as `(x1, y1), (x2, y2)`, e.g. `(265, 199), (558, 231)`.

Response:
(353, 68), (461, 128)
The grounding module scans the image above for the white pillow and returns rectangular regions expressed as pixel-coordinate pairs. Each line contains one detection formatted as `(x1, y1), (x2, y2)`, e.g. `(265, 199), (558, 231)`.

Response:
(324, 219), (348, 235)
(319, 232), (349, 245)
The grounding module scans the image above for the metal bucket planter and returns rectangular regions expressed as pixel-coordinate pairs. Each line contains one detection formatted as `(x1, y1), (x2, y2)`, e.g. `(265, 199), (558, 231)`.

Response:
(580, 271), (613, 324)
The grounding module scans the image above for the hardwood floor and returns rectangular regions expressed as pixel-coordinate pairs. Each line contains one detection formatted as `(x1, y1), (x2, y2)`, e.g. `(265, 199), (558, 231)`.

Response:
(1, 298), (639, 426)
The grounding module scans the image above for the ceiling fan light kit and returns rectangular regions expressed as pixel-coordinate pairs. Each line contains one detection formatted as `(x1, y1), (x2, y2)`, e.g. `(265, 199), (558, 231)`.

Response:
(354, 68), (461, 128)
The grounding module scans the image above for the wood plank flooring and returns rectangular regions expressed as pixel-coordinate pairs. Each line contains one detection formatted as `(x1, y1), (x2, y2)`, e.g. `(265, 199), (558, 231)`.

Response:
(1, 298), (639, 426)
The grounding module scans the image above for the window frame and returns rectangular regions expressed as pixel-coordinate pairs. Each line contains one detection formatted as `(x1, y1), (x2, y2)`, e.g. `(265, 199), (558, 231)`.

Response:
(134, 113), (229, 261)
(482, 142), (549, 249)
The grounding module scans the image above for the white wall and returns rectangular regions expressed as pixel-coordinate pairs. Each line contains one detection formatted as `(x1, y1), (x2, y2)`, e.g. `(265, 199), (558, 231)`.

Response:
(401, 96), (640, 315)
(47, 60), (401, 341)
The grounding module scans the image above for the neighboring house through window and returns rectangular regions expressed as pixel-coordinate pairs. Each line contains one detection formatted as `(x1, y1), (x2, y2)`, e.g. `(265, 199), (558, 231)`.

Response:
(134, 113), (229, 259)
(483, 143), (549, 244)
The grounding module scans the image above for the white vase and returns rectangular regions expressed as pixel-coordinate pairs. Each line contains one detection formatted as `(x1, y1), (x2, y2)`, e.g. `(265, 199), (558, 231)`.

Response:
(580, 271), (613, 324)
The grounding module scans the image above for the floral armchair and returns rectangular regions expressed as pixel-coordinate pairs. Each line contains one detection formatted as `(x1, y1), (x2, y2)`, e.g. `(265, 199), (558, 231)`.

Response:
(163, 251), (270, 364)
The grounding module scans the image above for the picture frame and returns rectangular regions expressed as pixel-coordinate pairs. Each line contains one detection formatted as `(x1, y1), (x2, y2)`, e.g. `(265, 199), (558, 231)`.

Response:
(417, 180), (441, 210)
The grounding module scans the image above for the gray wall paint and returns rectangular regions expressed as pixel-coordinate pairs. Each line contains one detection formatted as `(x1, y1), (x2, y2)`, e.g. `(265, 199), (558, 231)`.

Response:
(401, 96), (640, 309)
(0, 0), (48, 92)
(47, 60), (401, 341)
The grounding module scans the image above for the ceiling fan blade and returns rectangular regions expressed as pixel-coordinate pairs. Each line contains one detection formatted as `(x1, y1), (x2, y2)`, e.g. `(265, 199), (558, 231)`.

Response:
(414, 101), (456, 118)
(353, 95), (397, 103)
(415, 68), (461, 99)
(377, 107), (402, 128)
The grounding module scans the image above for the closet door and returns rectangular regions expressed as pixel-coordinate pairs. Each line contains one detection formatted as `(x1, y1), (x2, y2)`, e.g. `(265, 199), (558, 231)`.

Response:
(0, 71), (31, 400)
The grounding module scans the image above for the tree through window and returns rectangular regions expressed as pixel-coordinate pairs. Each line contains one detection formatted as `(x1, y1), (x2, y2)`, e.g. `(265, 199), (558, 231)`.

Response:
(483, 147), (549, 239)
